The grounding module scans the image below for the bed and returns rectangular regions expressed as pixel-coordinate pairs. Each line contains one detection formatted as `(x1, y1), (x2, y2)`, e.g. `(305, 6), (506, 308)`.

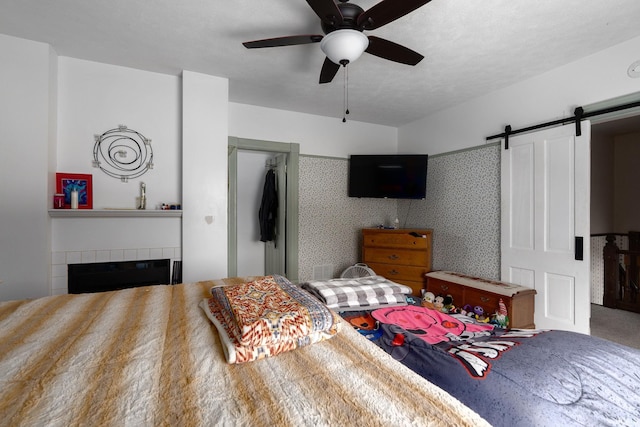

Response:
(301, 273), (640, 426)
(342, 304), (640, 427)
(0, 276), (488, 427)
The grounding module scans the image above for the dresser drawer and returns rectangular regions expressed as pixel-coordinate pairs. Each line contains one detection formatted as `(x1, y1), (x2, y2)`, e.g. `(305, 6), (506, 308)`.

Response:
(363, 232), (430, 250)
(363, 247), (428, 266)
(361, 228), (432, 297)
(366, 262), (426, 282)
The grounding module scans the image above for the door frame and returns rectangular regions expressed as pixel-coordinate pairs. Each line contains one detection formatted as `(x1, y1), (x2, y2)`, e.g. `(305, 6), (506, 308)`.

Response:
(228, 137), (300, 281)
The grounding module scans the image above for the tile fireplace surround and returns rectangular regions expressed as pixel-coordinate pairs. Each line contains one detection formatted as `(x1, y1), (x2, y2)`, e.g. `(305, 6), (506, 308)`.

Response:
(51, 247), (181, 295)
(49, 209), (182, 296)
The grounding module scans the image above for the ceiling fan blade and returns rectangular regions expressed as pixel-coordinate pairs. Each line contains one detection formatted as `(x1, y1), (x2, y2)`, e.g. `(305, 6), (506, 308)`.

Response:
(306, 0), (344, 26)
(243, 35), (323, 49)
(357, 0), (432, 30)
(365, 36), (424, 65)
(319, 57), (340, 84)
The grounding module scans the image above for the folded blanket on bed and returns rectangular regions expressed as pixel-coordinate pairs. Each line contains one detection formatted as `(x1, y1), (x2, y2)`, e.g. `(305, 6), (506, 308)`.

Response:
(200, 275), (341, 363)
(301, 276), (411, 310)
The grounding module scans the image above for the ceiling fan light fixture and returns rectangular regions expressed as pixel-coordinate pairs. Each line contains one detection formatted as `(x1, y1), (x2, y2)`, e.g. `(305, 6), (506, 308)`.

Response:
(320, 29), (369, 65)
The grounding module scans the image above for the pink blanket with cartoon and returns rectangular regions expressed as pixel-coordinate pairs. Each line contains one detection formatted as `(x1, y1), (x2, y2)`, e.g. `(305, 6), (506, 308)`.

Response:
(371, 306), (494, 345)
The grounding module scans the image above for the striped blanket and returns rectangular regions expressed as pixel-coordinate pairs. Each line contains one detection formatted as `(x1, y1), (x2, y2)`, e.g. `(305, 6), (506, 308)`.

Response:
(301, 276), (412, 310)
(0, 278), (489, 427)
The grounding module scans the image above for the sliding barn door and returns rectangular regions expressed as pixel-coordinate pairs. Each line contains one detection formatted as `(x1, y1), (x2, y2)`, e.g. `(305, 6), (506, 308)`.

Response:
(501, 122), (591, 334)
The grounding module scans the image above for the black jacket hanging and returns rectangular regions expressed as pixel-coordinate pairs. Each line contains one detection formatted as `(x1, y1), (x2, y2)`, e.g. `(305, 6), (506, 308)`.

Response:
(259, 169), (277, 242)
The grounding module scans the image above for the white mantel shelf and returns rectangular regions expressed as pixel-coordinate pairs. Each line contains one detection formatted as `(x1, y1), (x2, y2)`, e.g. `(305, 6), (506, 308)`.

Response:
(48, 209), (182, 218)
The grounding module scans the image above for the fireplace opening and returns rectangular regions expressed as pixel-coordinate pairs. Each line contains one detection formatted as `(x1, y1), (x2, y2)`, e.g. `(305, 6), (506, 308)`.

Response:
(68, 259), (171, 294)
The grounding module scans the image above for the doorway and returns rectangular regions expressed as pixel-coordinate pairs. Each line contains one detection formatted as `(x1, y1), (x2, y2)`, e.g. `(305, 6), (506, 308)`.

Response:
(590, 104), (640, 302)
(503, 93), (640, 334)
(589, 97), (640, 342)
(227, 137), (299, 281)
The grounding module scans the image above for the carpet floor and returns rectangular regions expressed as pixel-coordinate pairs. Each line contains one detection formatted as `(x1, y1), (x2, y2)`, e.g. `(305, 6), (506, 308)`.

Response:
(591, 303), (640, 350)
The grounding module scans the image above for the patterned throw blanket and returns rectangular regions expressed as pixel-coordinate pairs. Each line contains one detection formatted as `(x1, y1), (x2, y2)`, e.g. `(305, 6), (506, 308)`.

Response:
(200, 275), (341, 364)
(373, 306), (495, 345)
(301, 276), (411, 310)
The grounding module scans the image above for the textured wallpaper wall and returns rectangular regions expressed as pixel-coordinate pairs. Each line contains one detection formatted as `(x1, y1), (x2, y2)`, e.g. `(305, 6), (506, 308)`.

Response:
(297, 156), (396, 282)
(297, 145), (501, 282)
(298, 146), (610, 300)
(400, 144), (501, 280)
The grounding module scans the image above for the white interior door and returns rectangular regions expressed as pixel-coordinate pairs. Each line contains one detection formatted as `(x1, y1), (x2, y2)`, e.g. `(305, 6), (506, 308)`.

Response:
(501, 122), (591, 334)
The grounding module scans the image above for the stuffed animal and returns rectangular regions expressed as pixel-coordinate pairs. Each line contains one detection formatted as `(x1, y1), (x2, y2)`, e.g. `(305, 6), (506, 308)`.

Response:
(343, 312), (383, 340)
(433, 295), (445, 310)
(491, 298), (509, 328)
(491, 312), (509, 328)
(421, 291), (436, 309)
(345, 313), (377, 330)
(474, 305), (489, 322)
(442, 294), (454, 313)
(460, 303), (474, 317)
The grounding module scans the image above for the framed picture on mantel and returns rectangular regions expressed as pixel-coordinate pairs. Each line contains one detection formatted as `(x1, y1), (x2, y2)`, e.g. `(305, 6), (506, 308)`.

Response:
(55, 173), (93, 209)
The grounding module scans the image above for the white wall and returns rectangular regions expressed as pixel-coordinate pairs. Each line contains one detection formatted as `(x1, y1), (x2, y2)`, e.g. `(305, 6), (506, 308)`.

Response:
(614, 132), (640, 233)
(49, 57), (183, 295)
(228, 103), (401, 281)
(399, 35), (640, 155)
(0, 36), (397, 300)
(0, 34), (56, 301)
(590, 132), (615, 234)
(18, 32), (640, 299)
(182, 71), (229, 282)
(57, 57), (181, 209)
(229, 103), (398, 158)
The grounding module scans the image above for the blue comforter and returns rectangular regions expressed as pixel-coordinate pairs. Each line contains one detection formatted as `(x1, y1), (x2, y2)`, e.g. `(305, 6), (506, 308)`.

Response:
(375, 317), (640, 426)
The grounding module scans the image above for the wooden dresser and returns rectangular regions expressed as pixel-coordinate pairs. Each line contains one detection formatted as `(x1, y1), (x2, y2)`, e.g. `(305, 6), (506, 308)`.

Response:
(362, 228), (433, 296)
(425, 271), (536, 328)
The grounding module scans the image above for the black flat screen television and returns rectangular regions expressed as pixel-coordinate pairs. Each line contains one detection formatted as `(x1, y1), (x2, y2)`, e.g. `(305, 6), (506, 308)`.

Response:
(348, 154), (428, 199)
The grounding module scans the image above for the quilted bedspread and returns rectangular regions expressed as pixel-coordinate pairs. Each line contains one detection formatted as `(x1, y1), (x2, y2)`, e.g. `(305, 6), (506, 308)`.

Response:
(0, 278), (489, 427)
(375, 309), (640, 427)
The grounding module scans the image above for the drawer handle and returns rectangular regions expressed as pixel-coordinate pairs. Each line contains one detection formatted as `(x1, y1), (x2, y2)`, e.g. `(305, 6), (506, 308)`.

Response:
(388, 269), (399, 276)
(440, 285), (449, 291)
(388, 254), (399, 260)
(480, 296), (490, 303)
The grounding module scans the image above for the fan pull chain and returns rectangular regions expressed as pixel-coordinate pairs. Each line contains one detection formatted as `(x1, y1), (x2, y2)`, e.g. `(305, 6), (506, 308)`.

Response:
(345, 65), (350, 116)
(342, 63), (350, 123)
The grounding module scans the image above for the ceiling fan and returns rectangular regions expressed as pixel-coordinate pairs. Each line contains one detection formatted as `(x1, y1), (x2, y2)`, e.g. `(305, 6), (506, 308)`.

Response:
(243, 0), (432, 84)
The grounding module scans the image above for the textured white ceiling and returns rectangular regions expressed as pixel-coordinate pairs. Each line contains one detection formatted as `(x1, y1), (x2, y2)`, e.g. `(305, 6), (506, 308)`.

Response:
(2, 0), (640, 127)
